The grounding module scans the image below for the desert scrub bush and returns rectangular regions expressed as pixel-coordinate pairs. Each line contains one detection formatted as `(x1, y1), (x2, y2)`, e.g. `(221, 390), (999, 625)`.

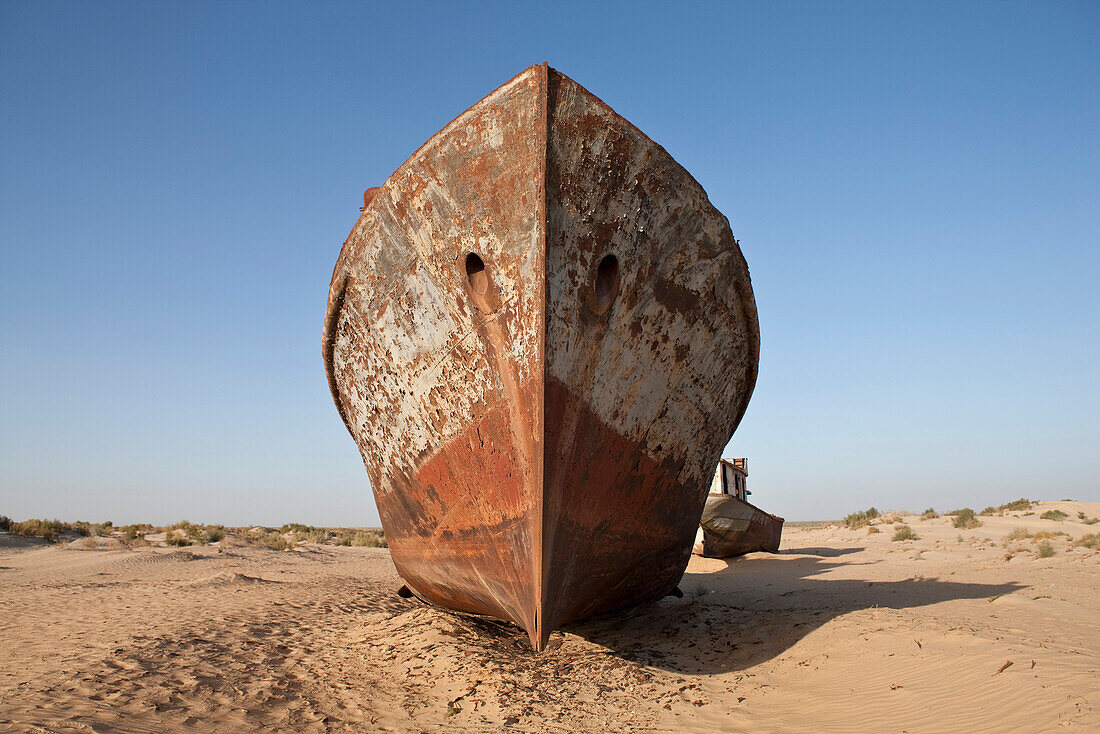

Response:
(296, 529), (332, 544)
(1040, 510), (1068, 522)
(1031, 531), (1068, 540)
(921, 508), (939, 520)
(949, 509), (981, 529)
(351, 530), (387, 548)
(1075, 511), (1099, 525)
(1036, 540), (1055, 558)
(10, 518), (73, 541)
(892, 525), (917, 542)
(118, 524), (152, 540)
(278, 523), (333, 544)
(248, 531), (294, 550)
(867, 526), (880, 534)
(280, 523), (313, 534)
(166, 534), (192, 547)
(69, 521), (93, 536)
(843, 507), (879, 530)
(170, 520), (203, 539)
(0, 515), (10, 531)
(70, 521), (112, 537)
(1004, 527), (1032, 541)
(1072, 533), (1098, 549)
(168, 521), (227, 544)
(980, 499), (1035, 516)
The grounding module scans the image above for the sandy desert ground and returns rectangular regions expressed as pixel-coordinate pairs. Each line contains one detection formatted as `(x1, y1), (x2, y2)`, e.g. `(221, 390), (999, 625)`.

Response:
(1, 500), (1097, 733)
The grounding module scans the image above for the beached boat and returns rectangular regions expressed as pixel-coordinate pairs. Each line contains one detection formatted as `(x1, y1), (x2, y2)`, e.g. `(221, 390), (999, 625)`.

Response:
(693, 458), (784, 558)
(323, 64), (759, 650)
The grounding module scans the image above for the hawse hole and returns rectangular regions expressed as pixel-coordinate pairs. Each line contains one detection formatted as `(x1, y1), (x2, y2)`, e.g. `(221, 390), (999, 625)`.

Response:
(465, 252), (488, 295)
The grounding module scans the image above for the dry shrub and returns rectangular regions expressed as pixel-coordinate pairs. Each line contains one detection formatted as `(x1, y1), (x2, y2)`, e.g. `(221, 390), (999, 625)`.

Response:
(949, 509), (981, 529)
(1072, 533), (1098, 549)
(165, 521), (226, 544)
(921, 508), (939, 520)
(10, 518), (76, 542)
(844, 508), (879, 530)
(892, 525), (917, 542)
(1040, 510), (1068, 522)
(867, 526), (881, 534)
(246, 530), (294, 550)
(1036, 540), (1055, 558)
(1031, 530), (1068, 540)
(351, 530), (387, 548)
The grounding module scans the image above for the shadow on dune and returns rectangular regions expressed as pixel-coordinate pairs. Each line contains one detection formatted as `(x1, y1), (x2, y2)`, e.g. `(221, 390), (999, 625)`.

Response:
(555, 552), (1025, 675)
(779, 546), (863, 557)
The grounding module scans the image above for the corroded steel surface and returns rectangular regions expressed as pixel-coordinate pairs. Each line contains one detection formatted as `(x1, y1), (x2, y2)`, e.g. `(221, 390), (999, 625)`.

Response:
(693, 494), (784, 558)
(323, 64), (759, 650)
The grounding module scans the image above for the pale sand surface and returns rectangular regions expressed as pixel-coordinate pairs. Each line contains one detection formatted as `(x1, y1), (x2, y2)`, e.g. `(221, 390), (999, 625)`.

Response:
(1, 501), (1097, 732)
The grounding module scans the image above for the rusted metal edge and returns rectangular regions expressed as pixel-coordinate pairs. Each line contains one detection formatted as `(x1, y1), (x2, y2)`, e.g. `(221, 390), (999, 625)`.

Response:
(534, 61), (550, 650)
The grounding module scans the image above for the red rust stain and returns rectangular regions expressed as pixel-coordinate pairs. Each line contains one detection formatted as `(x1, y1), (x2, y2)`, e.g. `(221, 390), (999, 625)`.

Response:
(540, 376), (700, 642)
(652, 278), (700, 323)
(392, 396), (538, 634)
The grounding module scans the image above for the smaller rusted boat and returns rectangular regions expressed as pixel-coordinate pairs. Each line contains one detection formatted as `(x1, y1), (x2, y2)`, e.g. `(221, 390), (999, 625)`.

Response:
(693, 458), (783, 558)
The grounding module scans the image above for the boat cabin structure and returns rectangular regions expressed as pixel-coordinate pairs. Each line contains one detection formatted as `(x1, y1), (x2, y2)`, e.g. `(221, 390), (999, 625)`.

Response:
(710, 457), (749, 501)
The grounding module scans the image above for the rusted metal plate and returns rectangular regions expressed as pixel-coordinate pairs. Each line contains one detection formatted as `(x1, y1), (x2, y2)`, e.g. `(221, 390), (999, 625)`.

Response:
(323, 64), (759, 650)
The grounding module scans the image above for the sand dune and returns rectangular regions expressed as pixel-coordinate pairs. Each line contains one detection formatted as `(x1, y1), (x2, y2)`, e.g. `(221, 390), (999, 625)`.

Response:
(0, 501), (1096, 732)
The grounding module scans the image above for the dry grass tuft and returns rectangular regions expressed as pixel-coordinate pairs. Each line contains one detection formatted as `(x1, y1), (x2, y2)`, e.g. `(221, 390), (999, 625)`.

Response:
(843, 508), (879, 530)
(980, 499), (1035, 517)
(1072, 533), (1099, 549)
(892, 525), (917, 542)
(948, 508), (982, 529)
(8, 518), (111, 542)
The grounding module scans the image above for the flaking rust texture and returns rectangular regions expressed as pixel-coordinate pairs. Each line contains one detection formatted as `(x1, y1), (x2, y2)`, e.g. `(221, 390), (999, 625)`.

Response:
(323, 64), (759, 650)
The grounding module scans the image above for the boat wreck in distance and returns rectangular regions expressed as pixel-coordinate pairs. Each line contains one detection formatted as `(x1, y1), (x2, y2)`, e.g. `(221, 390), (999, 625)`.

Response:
(693, 458), (784, 558)
(323, 64), (759, 650)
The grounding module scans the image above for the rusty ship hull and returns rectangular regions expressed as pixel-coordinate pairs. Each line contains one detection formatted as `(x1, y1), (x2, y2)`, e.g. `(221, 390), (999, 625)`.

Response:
(693, 494), (784, 558)
(323, 64), (759, 650)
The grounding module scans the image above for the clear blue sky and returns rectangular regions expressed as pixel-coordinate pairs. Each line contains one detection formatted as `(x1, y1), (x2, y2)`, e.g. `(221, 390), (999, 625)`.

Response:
(2, 1), (1097, 526)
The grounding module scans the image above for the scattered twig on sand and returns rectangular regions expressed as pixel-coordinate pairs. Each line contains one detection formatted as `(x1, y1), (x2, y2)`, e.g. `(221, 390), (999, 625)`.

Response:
(994, 660), (1014, 675)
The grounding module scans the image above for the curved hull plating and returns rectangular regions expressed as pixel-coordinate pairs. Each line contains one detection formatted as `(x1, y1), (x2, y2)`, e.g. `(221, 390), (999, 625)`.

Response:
(323, 64), (759, 650)
(693, 494), (784, 558)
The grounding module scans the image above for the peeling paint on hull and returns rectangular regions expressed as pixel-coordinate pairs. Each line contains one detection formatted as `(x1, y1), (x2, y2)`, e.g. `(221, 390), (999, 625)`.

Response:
(323, 64), (759, 650)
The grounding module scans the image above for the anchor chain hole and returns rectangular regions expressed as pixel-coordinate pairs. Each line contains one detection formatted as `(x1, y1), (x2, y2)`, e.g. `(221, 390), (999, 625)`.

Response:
(593, 254), (620, 313)
(465, 252), (488, 295)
